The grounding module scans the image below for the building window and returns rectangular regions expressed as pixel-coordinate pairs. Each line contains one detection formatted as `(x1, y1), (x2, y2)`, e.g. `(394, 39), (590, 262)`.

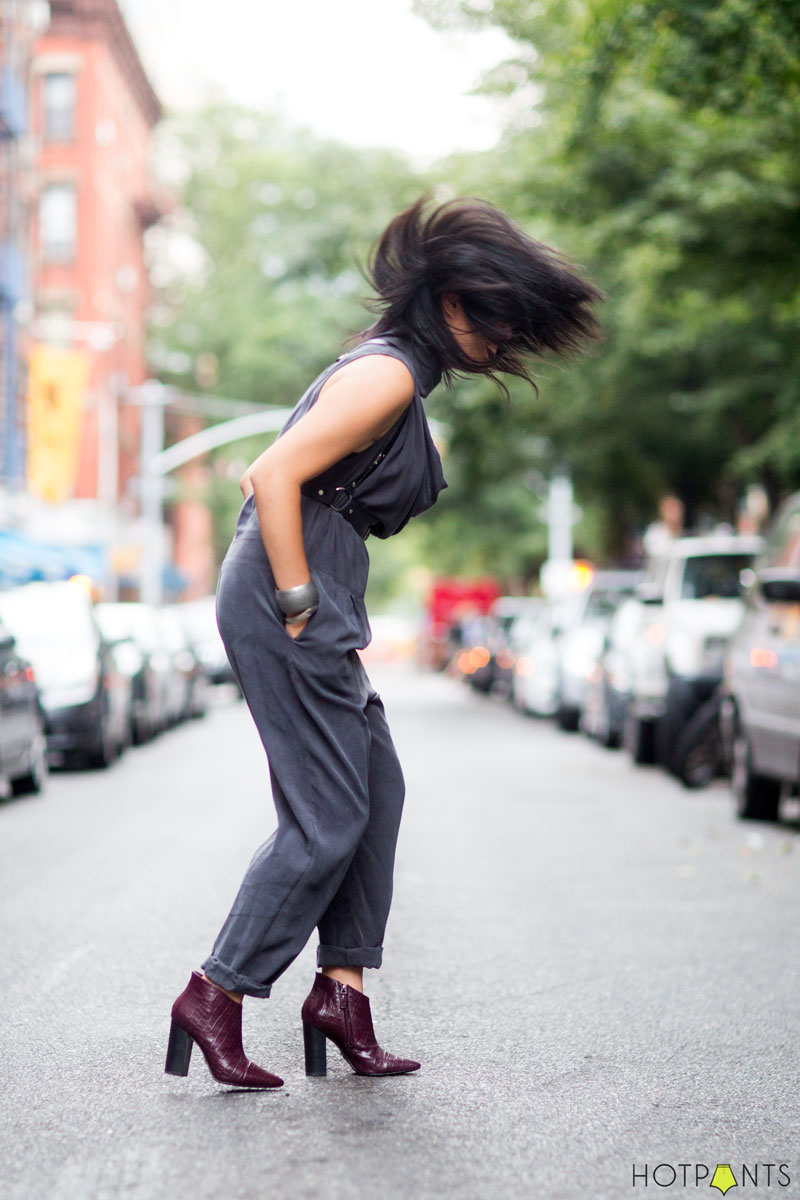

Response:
(39, 184), (77, 263)
(43, 73), (76, 140)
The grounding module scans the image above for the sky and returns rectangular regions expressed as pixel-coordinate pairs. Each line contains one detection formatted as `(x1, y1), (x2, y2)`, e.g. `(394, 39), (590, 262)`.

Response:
(119, 0), (515, 160)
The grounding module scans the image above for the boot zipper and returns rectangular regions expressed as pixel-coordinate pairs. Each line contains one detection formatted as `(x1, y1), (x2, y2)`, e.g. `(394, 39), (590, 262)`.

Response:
(339, 987), (351, 1045)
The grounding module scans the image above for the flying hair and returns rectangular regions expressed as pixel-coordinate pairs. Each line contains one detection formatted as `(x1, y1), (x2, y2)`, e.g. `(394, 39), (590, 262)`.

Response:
(361, 195), (603, 392)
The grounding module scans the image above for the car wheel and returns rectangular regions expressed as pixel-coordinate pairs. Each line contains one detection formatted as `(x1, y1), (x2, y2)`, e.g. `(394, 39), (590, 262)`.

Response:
(601, 722), (622, 750)
(672, 691), (722, 790)
(117, 716), (133, 758)
(556, 705), (580, 733)
(90, 716), (116, 770)
(677, 735), (718, 790)
(10, 719), (49, 796)
(624, 714), (657, 765)
(731, 729), (781, 821)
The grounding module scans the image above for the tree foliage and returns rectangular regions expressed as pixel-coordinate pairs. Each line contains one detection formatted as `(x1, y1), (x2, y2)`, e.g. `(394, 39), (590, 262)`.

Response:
(151, 10), (800, 591)
(149, 106), (426, 408)
(416, 0), (800, 563)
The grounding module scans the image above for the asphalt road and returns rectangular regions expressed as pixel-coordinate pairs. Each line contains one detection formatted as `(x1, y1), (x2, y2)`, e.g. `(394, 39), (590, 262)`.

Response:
(1, 665), (799, 1200)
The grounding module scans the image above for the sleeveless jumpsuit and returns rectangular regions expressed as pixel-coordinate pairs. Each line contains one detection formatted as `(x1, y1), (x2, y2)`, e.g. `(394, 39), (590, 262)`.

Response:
(201, 335), (447, 998)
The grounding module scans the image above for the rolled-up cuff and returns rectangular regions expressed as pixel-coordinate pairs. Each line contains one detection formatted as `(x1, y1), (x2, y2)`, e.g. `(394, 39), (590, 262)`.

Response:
(200, 955), (272, 998)
(316, 943), (383, 969)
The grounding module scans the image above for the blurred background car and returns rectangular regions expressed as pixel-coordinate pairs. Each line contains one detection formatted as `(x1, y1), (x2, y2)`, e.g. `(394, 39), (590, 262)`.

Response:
(0, 618), (47, 796)
(623, 533), (762, 767)
(459, 595), (541, 697)
(159, 606), (208, 721)
(722, 494), (800, 821)
(94, 602), (168, 742)
(178, 596), (238, 689)
(510, 602), (562, 717)
(0, 581), (130, 768)
(552, 569), (641, 731)
(581, 596), (652, 749)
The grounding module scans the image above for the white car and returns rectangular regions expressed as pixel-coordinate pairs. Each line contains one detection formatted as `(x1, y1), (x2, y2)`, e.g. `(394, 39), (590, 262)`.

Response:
(624, 533), (762, 765)
(553, 571), (640, 730)
(511, 604), (562, 716)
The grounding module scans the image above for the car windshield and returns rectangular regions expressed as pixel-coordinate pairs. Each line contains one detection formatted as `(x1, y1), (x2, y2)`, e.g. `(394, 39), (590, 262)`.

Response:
(680, 555), (753, 600)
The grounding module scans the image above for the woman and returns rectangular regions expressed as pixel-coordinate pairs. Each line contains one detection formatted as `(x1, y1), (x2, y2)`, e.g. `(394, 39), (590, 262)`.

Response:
(165, 196), (601, 1088)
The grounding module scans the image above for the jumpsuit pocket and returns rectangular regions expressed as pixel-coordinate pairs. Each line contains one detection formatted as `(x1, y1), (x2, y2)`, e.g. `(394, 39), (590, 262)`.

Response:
(281, 570), (366, 655)
(279, 570), (325, 646)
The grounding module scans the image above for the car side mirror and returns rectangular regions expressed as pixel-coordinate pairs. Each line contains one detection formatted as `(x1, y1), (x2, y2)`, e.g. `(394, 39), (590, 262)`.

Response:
(758, 567), (800, 604)
(635, 582), (663, 605)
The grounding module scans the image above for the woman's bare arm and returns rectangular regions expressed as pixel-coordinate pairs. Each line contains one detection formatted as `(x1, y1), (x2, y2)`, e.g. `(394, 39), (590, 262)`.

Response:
(241, 354), (414, 614)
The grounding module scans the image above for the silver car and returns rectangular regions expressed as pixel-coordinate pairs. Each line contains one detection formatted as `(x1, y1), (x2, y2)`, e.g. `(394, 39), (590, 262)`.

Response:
(723, 495), (800, 820)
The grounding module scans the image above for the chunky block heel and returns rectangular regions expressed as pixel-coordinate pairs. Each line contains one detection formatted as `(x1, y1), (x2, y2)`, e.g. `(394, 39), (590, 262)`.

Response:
(300, 973), (420, 1076)
(166, 972), (283, 1088)
(165, 1019), (194, 1076)
(303, 1021), (327, 1076)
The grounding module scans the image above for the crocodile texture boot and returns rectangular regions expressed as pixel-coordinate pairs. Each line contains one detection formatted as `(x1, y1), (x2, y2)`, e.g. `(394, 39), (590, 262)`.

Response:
(165, 971), (283, 1088)
(301, 972), (420, 1077)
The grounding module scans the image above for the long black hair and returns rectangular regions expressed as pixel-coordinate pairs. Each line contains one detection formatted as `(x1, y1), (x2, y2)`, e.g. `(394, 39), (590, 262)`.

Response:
(362, 195), (603, 389)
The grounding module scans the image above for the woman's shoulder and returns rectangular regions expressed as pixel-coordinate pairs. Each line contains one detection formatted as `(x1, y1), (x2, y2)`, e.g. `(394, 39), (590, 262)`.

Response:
(339, 333), (440, 398)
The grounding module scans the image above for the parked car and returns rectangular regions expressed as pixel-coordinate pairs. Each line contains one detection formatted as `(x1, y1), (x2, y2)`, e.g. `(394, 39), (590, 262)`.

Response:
(95, 603), (163, 742)
(159, 606), (208, 721)
(465, 596), (541, 696)
(722, 495), (800, 820)
(510, 603), (563, 717)
(177, 596), (238, 689)
(581, 597), (652, 748)
(552, 570), (640, 731)
(0, 581), (130, 768)
(0, 618), (47, 796)
(623, 533), (762, 766)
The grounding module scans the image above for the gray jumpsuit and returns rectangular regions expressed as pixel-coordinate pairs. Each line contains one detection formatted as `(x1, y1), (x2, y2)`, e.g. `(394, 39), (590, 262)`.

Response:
(201, 335), (446, 998)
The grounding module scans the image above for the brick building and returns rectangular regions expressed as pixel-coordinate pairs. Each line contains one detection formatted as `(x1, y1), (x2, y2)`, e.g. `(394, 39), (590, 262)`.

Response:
(1, 0), (47, 494)
(30, 0), (161, 509)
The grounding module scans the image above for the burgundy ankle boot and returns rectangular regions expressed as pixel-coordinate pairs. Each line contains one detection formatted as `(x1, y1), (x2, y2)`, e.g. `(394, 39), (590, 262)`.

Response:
(165, 971), (283, 1088)
(301, 972), (420, 1077)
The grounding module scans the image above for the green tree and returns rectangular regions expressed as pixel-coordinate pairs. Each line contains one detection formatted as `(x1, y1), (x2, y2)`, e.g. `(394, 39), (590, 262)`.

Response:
(150, 104), (427, 408)
(416, 0), (800, 560)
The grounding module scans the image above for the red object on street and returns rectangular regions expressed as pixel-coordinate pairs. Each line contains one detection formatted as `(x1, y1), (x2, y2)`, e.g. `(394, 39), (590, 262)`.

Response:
(421, 576), (502, 669)
(427, 577), (502, 627)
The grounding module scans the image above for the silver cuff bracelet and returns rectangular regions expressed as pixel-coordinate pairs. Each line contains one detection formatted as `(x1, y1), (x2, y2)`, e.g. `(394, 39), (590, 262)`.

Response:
(275, 579), (319, 615)
(284, 604), (318, 625)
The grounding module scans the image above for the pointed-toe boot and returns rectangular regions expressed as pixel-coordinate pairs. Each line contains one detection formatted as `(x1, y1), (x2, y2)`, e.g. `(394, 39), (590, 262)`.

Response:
(165, 970), (283, 1088)
(301, 972), (420, 1077)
